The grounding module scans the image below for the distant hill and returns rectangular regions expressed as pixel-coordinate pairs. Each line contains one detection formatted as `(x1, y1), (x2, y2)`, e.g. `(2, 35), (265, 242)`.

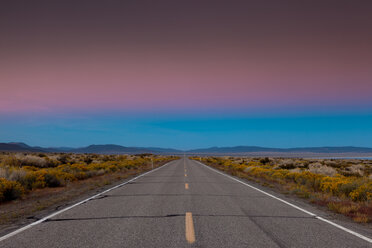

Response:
(138, 147), (183, 154)
(0, 143), (181, 154)
(188, 146), (277, 153)
(70, 144), (153, 154)
(1, 142), (372, 156)
(8, 142), (31, 148)
(285, 146), (372, 153)
(0, 143), (45, 152)
(188, 146), (372, 154)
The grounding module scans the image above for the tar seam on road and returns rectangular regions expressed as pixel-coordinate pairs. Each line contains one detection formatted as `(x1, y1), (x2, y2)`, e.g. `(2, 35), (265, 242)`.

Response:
(195, 160), (372, 244)
(185, 212), (196, 244)
(0, 160), (176, 243)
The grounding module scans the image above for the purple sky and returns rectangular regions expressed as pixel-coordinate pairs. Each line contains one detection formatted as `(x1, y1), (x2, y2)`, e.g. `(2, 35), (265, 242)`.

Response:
(1, 0), (372, 113)
(1, 1), (372, 148)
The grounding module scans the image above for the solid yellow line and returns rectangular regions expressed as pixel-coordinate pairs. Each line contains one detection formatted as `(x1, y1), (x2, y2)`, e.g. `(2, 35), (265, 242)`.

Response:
(185, 183), (189, 189)
(185, 212), (195, 244)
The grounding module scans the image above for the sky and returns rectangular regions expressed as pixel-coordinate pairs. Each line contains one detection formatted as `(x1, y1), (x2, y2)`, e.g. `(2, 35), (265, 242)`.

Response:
(1, 0), (372, 149)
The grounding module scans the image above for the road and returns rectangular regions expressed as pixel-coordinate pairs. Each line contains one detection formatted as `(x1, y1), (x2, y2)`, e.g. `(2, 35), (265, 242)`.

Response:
(1, 158), (371, 247)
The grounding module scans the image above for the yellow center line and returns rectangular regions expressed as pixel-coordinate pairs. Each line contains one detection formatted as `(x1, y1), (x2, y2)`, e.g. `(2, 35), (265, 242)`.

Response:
(185, 212), (196, 244)
(185, 183), (189, 189)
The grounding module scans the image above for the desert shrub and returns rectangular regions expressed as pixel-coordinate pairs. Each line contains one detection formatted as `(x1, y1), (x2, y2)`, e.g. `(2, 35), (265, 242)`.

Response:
(74, 172), (88, 180)
(2, 156), (21, 167)
(44, 172), (63, 187)
(19, 155), (48, 168)
(292, 172), (324, 191)
(327, 201), (360, 215)
(0, 178), (24, 202)
(20, 170), (46, 190)
(8, 168), (27, 182)
(278, 159), (296, 170)
(84, 156), (93, 164)
(364, 164), (372, 177)
(324, 160), (340, 168)
(350, 182), (372, 202)
(320, 176), (346, 195)
(300, 161), (310, 169)
(102, 155), (113, 162)
(344, 164), (364, 177)
(290, 185), (311, 198)
(0, 167), (9, 178)
(95, 169), (105, 176)
(31, 171), (47, 189)
(308, 163), (337, 176)
(44, 157), (59, 167)
(337, 181), (362, 197)
(260, 157), (270, 165)
(57, 154), (70, 164)
(353, 213), (369, 223)
(21, 172), (37, 190)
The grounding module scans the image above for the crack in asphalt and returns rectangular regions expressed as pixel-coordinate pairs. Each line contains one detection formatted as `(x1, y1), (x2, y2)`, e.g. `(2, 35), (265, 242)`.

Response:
(45, 214), (185, 222)
(44, 214), (315, 222)
(127, 181), (238, 184)
(90, 194), (270, 199)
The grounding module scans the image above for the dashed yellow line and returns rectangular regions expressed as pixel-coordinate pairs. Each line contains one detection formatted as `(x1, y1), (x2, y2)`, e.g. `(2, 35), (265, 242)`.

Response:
(185, 212), (195, 244)
(185, 183), (189, 190)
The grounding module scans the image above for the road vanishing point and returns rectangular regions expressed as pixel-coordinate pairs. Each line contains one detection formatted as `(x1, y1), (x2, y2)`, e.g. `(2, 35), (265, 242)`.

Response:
(1, 158), (371, 247)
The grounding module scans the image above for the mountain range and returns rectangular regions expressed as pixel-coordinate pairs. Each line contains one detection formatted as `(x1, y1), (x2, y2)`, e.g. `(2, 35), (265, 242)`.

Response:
(1, 142), (372, 156)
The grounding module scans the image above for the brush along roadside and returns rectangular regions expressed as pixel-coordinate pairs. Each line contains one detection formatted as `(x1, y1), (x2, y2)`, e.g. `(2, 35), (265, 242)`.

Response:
(192, 156), (372, 224)
(0, 153), (178, 229)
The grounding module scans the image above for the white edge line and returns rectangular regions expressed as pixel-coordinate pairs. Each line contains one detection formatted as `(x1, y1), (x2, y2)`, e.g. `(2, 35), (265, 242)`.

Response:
(0, 160), (175, 242)
(194, 160), (372, 244)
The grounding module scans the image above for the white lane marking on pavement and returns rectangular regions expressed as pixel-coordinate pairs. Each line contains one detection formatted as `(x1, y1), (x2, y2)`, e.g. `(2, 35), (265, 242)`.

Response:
(195, 160), (372, 244)
(0, 160), (176, 242)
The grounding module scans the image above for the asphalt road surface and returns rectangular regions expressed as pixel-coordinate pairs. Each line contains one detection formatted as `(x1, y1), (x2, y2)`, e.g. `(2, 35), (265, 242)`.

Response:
(1, 158), (371, 247)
